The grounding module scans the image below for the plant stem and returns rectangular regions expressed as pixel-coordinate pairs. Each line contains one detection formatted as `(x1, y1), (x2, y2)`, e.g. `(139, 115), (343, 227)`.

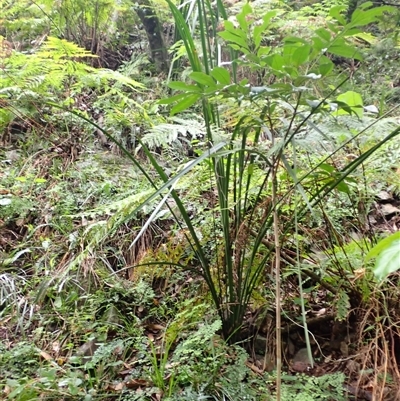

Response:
(272, 162), (281, 400)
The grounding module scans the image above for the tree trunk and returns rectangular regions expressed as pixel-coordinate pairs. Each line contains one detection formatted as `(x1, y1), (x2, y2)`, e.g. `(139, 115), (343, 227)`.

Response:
(134, 0), (169, 73)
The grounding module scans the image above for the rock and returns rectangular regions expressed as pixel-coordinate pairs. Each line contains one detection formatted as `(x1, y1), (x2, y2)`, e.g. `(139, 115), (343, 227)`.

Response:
(381, 204), (400, 216)
(293, 348), (313, 364)
(376, 190), (392, 201)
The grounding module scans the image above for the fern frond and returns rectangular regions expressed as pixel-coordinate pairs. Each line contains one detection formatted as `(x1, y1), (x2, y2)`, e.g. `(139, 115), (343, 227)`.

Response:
(142, 116), (206, 148)
(294, 115), (400, 152)
(65, 189), (154, 221)
(37, 37), (96, 59)
(94, 69), (145, 90)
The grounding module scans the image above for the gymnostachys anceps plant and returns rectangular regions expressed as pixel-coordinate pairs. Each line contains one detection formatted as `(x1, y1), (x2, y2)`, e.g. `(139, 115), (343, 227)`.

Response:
(52, 1), (400, 398)
(153, 0), (399, 398)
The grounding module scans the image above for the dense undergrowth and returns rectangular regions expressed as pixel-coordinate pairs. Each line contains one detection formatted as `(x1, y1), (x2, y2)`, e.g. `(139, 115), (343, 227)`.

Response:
(1, 0), (400, 400)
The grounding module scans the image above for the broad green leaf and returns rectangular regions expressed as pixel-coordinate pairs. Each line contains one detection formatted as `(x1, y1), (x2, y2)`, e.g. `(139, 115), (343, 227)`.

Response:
(352, 32), (377, 44)
(189, 72), (216, 87)
(254, 11), (278, 47)
(283, 43), (297, 58)
(222, 20), (238, 33)
(254, 25), (265, 48)
(229, 44), (250, 54)
(168, 81), (202, 92)
(336, 180), (350, 194)
(218, 30), (249, 51)
(343, 28), (362, 37)
(312, 37), (325, 52)
(170, 93), (201, 115)
(265, 54), (284, 71)
(366, 232), (400, 260)
(372, 239), (400, 281)
(236, 2), (253, 31)
(284, 66), (297, 78)
(284, 36), (309, 45)
(326, 22), (340, 34)
(349, 6), (393, 28)
(257, 46), (271, 57)
(318, 60), (334, 76)
(328, 42), (363, 61)
(210, 67), (230, 85)
(292, 45), (311, 66)
(246, 53), (262, 64)
(263, 9), (278, 24)
(158, 92), (189, 105)
(333, 105), (363, 118)
(314, 28), (331, 43)
(329, 5), (347, 25)
(318, 163), (335, 173)
(337, 91), (363, 107)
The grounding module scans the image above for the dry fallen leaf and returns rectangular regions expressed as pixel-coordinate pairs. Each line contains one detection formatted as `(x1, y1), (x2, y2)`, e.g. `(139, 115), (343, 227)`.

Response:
(113, 382), (125, 391)
(315, 308), (326, 316)
(146, 323), (165, 332)
(125, 379), (149, 389)
(245, 361), (264, 374)
(40, 350), (53, 361)
(353, 268), (365, 280)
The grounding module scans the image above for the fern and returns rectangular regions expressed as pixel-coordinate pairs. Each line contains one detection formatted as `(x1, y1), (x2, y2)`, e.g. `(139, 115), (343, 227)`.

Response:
(294, 114), (400, 152)
(172, 319), (222, 359)
(142, 116), (206, 149)
(1, 36), (144, 133)
(37, 37), (96, 59)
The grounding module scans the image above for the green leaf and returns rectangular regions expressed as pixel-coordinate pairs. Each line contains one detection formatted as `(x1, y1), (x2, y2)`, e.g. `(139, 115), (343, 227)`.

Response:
(168, 81), (202, 92)
(314, 28), (331, 43)
(312, 37), (325, 52)
(158, 93), (189, 105)
(189, 72), (216, 87)
(318, 163), (335, 173)
(210, 67), (231, 85)
(218, 30), (249, 52)
(236, 2), (253, 31)
(372, 239), (400, 281)
(366, 232), (400, 260)
(257, 46), (271, 58)
(343, 27), (362, 37)
(292, 44), (311, 66)
(166, 0), (202, 72)
(326, 22), (340, 34)
(170, 93), (201, 115)
(328, 42), (363, 60)
(34, 178), (47, 183)
(329, 5), (347, 25)
(337, 91), (363, 107)
(265, 54), (285, 71)
(352, 32), (377, 44)
(55, 296), (63, 309)
(349, 6), (393, 28)
(284, 36), (309, 45)
(318, 60), (334, 76)
(253, 10), (278, 47)
(336, 180), (350, 194)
